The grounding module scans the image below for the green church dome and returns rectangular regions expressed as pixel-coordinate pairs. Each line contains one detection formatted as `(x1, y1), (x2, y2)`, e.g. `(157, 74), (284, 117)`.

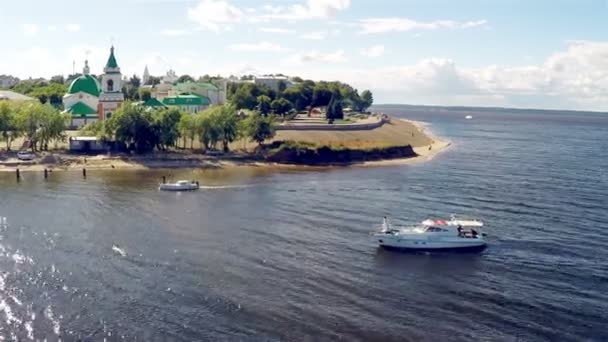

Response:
(68, 74), (101, 97)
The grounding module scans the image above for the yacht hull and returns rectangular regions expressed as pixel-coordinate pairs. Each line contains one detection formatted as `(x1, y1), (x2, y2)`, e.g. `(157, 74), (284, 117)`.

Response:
(374, 235), (486, 251)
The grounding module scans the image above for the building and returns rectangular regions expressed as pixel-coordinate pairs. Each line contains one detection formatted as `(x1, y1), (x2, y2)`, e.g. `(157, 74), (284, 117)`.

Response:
(162, 69), (178, 84)
(142, 66), (150, 85)
(98, 46), (125, 120)
(62, 60), (101, 127)
(0, 75), (19, 89)
(171, 80), (227, 105)
(62, 46), (125, 127)
(254, 76), (293, 92)
(162, 94), (210, 114)
(0, 90), (34, 101)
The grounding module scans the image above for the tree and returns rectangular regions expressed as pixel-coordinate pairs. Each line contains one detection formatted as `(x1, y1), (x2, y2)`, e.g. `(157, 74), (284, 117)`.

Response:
(360, 90), (374, 112)
(256, 95), (272, 116)
(195, 110), (220, 151)
(139, 88), (152, 102)
(271, 98), (293, 116)
(326, 93), (344, 123)
(104, 102), (158, 153)
(29, 83), (68, 108)
(178, 113), (196, 149)
(14, 102), (65, 151)
(177, 75), (195, 84)
(214, 105), (239, 152)
(50, 75), (65, 84)
(312, 82), (333, 107)
(277, 80), (287, 94)
(231, 83), (258, 110)
(245, 113), (276, 146)
(0, 102), (20, 151)
(145, 76), (161, 86)
(154, 108), (182, 150)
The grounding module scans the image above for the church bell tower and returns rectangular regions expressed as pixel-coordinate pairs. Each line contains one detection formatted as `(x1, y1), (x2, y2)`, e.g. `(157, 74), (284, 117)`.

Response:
(98, 46), (125, 120)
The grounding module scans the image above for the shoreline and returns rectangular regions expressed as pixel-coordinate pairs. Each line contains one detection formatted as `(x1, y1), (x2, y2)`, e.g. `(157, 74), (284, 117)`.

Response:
(0, 118), (451, 173)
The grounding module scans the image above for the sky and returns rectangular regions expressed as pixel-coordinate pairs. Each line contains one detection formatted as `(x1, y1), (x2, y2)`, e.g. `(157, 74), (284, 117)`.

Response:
(1, 0), (607, 111)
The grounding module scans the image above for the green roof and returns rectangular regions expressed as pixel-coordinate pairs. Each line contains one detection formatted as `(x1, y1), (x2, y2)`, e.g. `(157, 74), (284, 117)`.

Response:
(163, 94), (210, 106)
(68, 75), (101, 97)
(143, 97), (167, 108)
(66, 102), (98, 118)
(174, 82), (219, 92)
(106, 46), (118, 69)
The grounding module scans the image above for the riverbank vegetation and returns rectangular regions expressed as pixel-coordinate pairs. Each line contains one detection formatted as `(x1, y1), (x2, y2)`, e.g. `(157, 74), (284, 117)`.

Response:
(0, 101), (68, 151)
(77, 102), (276, 154)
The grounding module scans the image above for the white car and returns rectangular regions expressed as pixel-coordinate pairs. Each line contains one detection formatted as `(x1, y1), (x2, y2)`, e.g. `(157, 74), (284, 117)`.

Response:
(17, 151), (34, 161)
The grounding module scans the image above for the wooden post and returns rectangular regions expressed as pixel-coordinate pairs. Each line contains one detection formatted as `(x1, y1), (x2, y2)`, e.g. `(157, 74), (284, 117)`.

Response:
(82, 168), (87, 178)
(16, 168), (20, 181)
(44, 169), (48, 179)
(162, 176), (166, 184)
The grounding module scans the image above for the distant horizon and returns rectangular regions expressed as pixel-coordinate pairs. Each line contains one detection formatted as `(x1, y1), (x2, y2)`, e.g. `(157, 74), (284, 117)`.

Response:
(372, 103), (608, 114)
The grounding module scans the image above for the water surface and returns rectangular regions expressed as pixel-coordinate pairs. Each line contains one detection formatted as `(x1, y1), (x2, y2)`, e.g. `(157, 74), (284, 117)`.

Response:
(0, 106), (607, 340)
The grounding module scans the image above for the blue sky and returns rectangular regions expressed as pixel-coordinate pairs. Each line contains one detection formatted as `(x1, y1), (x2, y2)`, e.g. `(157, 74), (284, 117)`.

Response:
(1, 0), (607, 110)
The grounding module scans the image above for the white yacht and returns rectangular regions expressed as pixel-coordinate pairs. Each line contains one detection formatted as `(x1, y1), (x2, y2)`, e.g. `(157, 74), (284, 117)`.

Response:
(159, 180), (200, 191)
(373, 215), (487, 251)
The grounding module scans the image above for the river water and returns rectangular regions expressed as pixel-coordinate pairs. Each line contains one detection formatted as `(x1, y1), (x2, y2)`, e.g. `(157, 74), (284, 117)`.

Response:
(0, 105), (607, 341)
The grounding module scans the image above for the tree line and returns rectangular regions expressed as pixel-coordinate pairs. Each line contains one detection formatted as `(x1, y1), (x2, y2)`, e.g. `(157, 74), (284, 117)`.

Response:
(228, 79), (373, 120)
(0, 101), (68, 151)
(81, 102), (276, 154)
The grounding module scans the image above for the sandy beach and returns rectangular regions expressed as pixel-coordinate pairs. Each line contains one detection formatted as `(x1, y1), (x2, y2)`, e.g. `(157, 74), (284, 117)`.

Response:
(0, 117), (451, 172)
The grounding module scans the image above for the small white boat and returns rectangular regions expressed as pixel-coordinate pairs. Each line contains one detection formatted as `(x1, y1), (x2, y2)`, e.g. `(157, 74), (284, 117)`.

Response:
(159, 180), (199, 191)
(465, 115), (473, 120)
(372, 215), (486, 251)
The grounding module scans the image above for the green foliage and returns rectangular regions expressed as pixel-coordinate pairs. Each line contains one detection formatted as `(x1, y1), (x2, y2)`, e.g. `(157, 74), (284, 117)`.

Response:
(50, 75), (65, 84)
(9, 80), (67, 108)
(215, 105), (239, 152)
(360, 90), (374, 111)
(0, 102), (21, 151)
(231, 83), (258, 110)
(154, 108), (182, 150)
(312, 82), (334, 107)
(122, 75), (141, 101)
(139, 88), (152, 102)
(11, 101), (67, 151)
(104, 102), (158, 153)
(257, 95), (272, 115)
(79, 121), (105, 138)
(177, 75), (195, 84)
(271, 98), (293, 116)
(244, 113), (276, 146)
(145, 76), (161, 86)
(178, 112), (196, 149)
(195, 109), (220, 151)
(326, 93), (344, 123)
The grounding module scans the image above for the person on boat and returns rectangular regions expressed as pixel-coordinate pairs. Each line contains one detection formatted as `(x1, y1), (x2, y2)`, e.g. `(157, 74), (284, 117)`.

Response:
(471, 229), (478, 238)
(457, 225), (463, 237)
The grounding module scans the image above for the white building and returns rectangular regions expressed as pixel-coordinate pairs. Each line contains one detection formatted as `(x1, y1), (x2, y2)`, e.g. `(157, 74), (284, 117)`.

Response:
(62, 46), (125, 127)
(98, 46), (125, 120)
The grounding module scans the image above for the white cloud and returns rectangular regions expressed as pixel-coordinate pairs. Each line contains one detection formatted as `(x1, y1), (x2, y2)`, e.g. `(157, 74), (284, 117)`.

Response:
(299, 31), (327, 40)
(161, 29), (191, 36)
(359, 18), (487, 34)
(285, 50), (347, 64)
(22, 24), (40, 36)
(262, 0), (351, 20)
(361, 45), (385, 57)
(228, 41), (286, 52)
(187, 0), (243, 31)
(260, 27), (294, 34)
(65, 24), (81, 32)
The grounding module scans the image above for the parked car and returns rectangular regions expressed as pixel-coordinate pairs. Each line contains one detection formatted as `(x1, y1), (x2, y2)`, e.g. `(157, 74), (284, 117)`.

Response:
(17, 151), (34, 161)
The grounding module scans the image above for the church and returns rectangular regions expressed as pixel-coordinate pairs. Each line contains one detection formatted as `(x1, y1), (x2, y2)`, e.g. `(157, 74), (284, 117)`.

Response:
(63, 46), (125, 127)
